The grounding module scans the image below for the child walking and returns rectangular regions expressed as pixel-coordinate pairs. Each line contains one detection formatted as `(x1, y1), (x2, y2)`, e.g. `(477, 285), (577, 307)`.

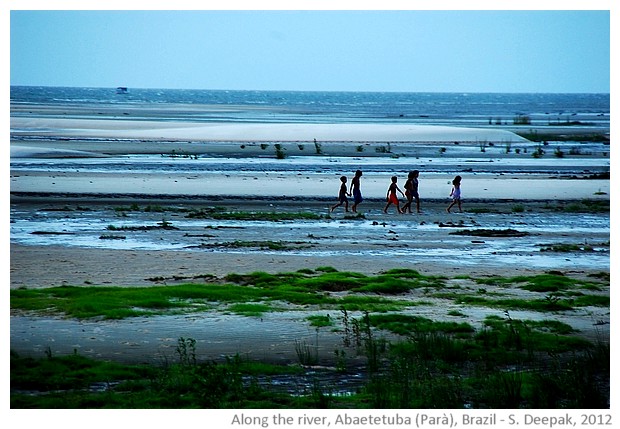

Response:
(331, 175), (351, 212)
(384, 176), (405, 214)
(446, 175), (462, 213)
(402, 170), (421, 214)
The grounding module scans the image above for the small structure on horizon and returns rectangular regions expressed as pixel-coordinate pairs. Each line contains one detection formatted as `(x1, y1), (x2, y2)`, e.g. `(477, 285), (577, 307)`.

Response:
(116, 87), (128, 94)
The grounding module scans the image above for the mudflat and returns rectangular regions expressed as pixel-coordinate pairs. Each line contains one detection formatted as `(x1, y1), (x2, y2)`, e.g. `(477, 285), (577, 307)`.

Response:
(10, 195), (610, 364)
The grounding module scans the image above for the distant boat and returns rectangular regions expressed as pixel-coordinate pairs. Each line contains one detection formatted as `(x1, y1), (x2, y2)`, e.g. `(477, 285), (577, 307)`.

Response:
(116, 87), (128, 94)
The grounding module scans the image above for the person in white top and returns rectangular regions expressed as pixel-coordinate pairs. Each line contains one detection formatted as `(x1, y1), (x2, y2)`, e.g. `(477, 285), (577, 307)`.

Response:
(446, 175), (462, 213)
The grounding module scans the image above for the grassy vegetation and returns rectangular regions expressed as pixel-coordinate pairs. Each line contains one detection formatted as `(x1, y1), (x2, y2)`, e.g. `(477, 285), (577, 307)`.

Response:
(11, 269), (608, 320)
(367, 314), (475, 336)
(307, 314), (335, 328)
(10, 268), (443, 319)
(107, 219), (178, 231)
(465, 207), (498, 214)
(187, 208), (323, 221)
(11, 268), (609, 408)
(197, 240), (310, 251)
(473, 273), (605, 293)
(99, 234), (126, 240)
(478, 315), (590, 353)
(514, 131), (609, 143)
(11, 350), (315, 408)
(418, 273), (610, 312)
(543, 199), (609, 214)
(449, 228), (529, 237)
(227, 303), (274, 317)
(274, 143), (286, 159)
(11, 310), (609, 408)
(109, 205), (329, 222)
(537, 242), (608, 253)
(434, 293), (576, 312)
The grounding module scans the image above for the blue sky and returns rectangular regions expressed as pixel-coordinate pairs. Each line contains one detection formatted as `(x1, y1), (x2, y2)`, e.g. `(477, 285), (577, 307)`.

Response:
(9, 9), (610, 93)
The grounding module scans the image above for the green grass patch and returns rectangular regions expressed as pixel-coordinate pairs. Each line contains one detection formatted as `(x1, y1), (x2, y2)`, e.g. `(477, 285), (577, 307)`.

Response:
(11, 269), (444, 319)
(538, 242), (607, 253)
(479, 316), (590, 353)
(224, 269), (444, 295)
(544, 199), (609, 213)
(514, 275), (577, 293)
(434, 292), (576, 312)
(526, 319), (577, 335)
(306, 314), (335, 328)
(10, 351), (155, 392)
(572, 294), (610, 307)
(226, 303), (273, 317)
(10, 351), (313, 409)
(10, 283), (270, 319)
(187, 209), (323, 221)
(474, 273), (606, 294)
(369, 314), (475, 336)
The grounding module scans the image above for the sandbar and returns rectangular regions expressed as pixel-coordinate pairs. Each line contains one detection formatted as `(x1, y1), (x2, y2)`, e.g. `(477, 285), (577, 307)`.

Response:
(11, 117), (530, 144)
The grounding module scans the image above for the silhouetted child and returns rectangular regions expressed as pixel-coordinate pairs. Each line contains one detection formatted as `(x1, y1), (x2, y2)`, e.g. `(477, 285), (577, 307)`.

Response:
(384, 176), (405, 214)
(331, 175), (350, 212)
(350, 170), (363, 213)
(447, 175), (462, 213)
(402, 170), (421, 214)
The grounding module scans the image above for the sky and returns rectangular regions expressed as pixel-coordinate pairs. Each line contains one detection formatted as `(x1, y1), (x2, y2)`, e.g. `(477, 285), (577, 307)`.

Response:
(8, 9), (611, 93)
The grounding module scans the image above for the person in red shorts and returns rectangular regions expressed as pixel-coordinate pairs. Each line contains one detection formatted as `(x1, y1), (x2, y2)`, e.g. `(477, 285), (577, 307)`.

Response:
(383, 176), (405, 214)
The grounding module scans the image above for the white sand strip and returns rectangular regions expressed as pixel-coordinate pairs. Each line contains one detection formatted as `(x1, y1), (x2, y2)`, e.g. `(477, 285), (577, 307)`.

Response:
(11, 117), (529, 143)
(10, 172), (610, 201)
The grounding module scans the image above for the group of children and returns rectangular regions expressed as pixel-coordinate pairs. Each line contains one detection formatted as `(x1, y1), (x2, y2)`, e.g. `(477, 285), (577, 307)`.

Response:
(330, 170), (463, 214)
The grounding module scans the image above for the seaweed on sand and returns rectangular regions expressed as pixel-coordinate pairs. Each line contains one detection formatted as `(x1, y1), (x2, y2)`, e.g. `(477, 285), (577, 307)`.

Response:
(449, 228), (529, 237)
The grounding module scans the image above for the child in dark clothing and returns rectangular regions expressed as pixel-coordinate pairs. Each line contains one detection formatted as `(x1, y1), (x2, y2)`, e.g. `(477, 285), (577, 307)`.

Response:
(350, 170), (363, 213)
(402, 170), (421, 214)
(331, 176), (351, 212)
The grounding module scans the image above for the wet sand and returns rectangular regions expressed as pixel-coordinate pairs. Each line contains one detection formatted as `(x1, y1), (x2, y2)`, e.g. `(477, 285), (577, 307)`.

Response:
(9, 196), (610, 288)
(10, 195), (610, 364)
(9, 168), (611, 200)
